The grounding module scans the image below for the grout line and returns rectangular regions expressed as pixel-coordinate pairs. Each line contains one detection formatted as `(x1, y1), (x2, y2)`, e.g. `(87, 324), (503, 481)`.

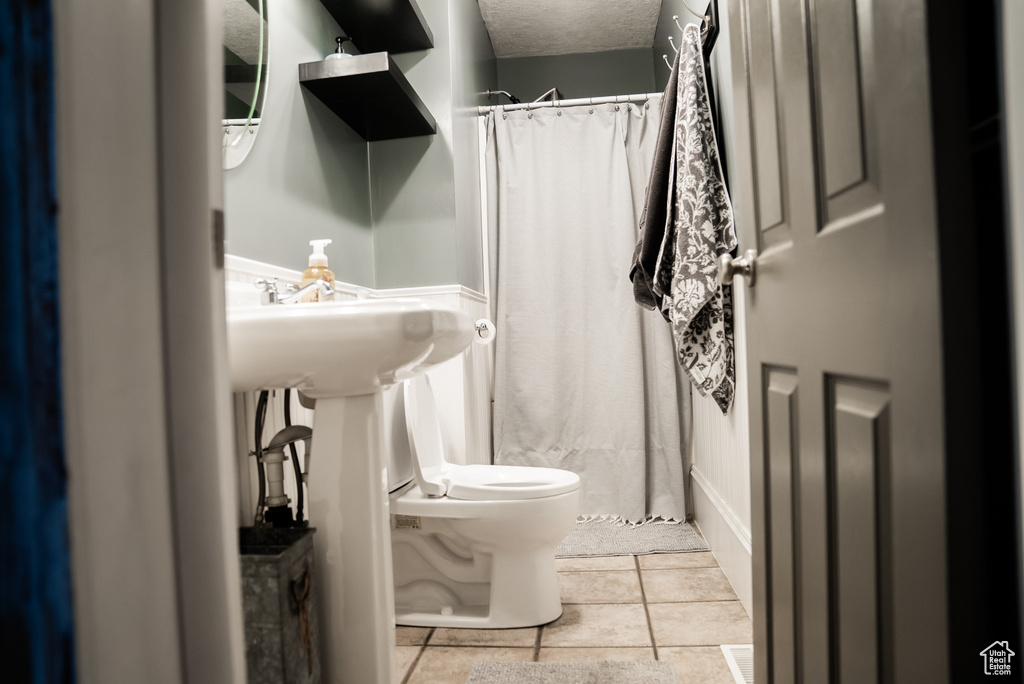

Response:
(533, 626), (543, 661)
(635, 555), (659, 660)
(399, 628), (434, 684)
(646, 598), (744, 604)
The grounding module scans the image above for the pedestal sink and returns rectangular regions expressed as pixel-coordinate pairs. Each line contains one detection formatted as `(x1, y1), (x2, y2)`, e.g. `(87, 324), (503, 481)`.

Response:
(226, 299), (474, 684)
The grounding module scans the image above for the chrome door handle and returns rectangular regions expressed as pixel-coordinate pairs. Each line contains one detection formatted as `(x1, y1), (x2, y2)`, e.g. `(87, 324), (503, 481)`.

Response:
(718, 249), (758, 286)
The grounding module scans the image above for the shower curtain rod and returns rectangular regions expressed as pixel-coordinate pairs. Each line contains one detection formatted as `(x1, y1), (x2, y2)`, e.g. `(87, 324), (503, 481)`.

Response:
(476, 92), (661, 115)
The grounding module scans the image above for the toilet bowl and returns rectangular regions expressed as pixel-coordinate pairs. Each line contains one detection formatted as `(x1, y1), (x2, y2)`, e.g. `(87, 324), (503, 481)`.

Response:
(389, 375), (580, 629)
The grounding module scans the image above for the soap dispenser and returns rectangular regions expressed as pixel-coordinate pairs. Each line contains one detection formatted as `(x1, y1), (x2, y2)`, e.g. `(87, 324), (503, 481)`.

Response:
(302, 239), (335, 302)
(325, 35), (353, 61)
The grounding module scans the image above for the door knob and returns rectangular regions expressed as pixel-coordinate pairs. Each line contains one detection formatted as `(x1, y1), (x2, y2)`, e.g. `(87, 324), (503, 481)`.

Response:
(718, 249), (758, 286)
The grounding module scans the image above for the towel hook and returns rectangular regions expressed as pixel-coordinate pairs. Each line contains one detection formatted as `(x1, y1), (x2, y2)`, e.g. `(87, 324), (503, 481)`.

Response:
(668, 35), (679, 53)
(675, 4), (712, 44)
(662, 54), (673, 70)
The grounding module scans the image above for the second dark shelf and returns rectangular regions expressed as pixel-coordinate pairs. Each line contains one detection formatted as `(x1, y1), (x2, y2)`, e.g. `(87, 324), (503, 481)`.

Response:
(318, 0), (432, 54)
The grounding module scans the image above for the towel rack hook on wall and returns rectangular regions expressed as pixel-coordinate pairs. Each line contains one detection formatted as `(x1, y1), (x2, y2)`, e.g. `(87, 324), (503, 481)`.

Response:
(672, 0), (721, 57)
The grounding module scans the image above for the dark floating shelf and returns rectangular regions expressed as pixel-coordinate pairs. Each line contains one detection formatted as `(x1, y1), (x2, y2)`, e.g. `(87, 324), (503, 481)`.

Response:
(317, 0), (432, 54)
(298, 53), (436, 142)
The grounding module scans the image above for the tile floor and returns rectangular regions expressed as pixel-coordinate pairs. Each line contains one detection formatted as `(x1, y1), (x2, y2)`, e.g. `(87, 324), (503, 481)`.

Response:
(394, 550), (752, 683)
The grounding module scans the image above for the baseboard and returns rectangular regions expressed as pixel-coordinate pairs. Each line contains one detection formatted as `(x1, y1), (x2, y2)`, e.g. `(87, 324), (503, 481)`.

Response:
(691, 466), (753, 618)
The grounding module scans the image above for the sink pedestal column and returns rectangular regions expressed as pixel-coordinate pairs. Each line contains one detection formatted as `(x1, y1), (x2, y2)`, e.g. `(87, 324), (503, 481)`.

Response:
(307, 393), (396, 684)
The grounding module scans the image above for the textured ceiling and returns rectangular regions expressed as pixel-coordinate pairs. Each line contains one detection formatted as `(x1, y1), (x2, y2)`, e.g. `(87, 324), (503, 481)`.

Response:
(478, 0), (663, 59)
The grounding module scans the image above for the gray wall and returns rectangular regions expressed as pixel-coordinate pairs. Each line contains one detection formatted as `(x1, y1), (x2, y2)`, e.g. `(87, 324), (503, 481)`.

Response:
(451, 0), (497, 292)
(496, 49), (655, 102)
(224, 0), (375, 285)
(371, 0), (496, 290)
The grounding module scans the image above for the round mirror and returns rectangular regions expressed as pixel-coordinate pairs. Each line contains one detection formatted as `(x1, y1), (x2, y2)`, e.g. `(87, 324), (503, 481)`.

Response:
(223, 0), (268, 169)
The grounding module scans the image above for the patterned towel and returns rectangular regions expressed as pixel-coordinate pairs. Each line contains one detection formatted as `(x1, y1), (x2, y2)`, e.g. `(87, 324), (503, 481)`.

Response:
(634, 23), (737, 414)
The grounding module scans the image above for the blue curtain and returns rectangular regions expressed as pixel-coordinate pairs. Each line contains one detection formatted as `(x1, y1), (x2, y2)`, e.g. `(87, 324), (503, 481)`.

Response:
(0, 0), (75, 681)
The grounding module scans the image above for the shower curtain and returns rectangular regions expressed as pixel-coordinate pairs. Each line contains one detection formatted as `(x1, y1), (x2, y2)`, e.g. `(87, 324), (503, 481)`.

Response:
(485, 97), (693, 523)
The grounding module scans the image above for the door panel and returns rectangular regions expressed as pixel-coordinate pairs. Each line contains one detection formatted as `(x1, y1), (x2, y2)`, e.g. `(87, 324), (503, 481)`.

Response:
(827, 378), (892, 684)
(811, 0), (865, 197)
(746, 0), (788, 246)
(808, 0), (882, 228)
(724, 0), (947, 681)
(764, 367), (799, 684)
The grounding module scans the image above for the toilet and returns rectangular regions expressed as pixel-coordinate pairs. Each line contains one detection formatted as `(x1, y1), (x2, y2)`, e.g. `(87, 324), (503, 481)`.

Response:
(388, 374), (580, 629)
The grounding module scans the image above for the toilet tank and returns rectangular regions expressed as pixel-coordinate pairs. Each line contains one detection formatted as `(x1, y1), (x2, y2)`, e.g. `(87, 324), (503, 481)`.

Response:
(383, 384), (415, 492)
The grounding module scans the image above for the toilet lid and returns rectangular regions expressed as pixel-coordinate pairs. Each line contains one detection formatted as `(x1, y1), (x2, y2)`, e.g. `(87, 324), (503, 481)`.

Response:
(403, 375), (582, 501)
(404, 374), (448, 497)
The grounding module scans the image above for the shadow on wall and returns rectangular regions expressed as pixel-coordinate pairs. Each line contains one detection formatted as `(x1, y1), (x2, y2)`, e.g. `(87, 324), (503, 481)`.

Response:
(368, 135), (436, 218)
(298, 88), (378, 222)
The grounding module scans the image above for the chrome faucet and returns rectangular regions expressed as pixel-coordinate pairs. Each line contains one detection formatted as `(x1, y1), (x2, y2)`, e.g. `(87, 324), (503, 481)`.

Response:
(254, 277), (335, 304)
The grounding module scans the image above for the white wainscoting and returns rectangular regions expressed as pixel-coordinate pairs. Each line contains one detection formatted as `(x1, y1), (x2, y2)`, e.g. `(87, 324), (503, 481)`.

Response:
(225, 257), (492, 524)
(690, 283), (753, 617)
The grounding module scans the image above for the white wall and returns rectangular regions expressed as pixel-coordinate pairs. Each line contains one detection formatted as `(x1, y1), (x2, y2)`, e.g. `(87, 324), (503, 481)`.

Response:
(690, 285), (753, 616)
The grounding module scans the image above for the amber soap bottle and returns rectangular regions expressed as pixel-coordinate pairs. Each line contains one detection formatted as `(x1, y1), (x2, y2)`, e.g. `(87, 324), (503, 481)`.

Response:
(301, 239), (335, 302)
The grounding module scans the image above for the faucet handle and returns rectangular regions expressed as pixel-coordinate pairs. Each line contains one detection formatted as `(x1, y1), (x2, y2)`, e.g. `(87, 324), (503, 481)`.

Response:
(254, 277), (281, 305)
(253, 276), (277, 292)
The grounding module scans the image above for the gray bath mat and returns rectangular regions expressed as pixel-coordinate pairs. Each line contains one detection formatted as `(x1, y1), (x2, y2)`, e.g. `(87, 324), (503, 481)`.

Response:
(555, 518), (709, 557)
(465, 660), (678, 683)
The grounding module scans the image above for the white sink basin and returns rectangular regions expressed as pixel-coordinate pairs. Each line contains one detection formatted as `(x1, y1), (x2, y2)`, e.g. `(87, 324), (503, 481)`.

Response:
(226, 298), (474, 397)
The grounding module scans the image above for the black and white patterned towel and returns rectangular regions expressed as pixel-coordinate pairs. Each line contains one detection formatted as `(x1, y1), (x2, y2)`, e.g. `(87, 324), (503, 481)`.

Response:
(656, 23), (737, 414)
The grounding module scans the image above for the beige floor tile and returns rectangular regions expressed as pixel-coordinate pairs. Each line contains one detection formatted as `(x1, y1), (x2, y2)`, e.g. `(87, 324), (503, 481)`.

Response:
(659, 646), (737, 684)
(428, 626), (538, 647)
(538, 646), (656, 662)
(406, 646), (533, 684)
(638, 552), (719, 570)
(556, 555), (637, 572)
(393, 645), (421, 684)
(642, 567), (738, 603)
(648, 601), (752, 647)
(396, 626), (432, 646)
(559, 570), (643, 604)
(541, 603), (652, 648)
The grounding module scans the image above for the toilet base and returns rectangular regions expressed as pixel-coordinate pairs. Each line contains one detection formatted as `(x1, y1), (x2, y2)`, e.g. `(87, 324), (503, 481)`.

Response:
(396, 602), (563, 629)
(394, 548), (565, 628)
(390, 485), (578, 629)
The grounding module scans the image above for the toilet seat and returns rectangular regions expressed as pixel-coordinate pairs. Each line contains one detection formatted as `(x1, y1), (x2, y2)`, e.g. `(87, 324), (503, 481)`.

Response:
(444, 464), (579, 501)
(403, 375), (580, 501)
